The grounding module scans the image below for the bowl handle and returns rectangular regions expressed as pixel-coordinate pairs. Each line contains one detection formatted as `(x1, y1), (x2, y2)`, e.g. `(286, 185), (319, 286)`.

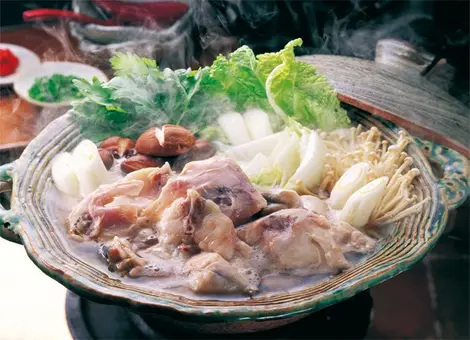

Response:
(0, 162), (22, 245)
(414, 137), (469, 210)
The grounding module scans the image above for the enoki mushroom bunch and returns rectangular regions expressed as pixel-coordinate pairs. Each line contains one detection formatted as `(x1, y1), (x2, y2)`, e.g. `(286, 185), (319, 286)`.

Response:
(318, 125), (430, 226)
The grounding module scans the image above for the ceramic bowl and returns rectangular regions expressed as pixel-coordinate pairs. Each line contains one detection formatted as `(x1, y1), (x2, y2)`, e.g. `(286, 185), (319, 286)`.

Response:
(0, 107), (468, 333)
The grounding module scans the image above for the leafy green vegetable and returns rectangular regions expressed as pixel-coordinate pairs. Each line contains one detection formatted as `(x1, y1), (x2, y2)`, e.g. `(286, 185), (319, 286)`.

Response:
(109, 53), (157, 76)
(209, 46), (271, 112)
(28, 74), (83, 103)
(73, 76), (122, 111)
(71, 59), (233, 141)
(269, 130), (301, 186)
(71, 38), (350, 142)
(239, 131), (301, 188)
(264, 38), (350, 131)
(256, 52), (282, 84)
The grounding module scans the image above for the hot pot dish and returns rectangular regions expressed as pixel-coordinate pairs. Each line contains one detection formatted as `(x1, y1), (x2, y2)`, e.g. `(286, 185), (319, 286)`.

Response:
(1, 39), (468, 332)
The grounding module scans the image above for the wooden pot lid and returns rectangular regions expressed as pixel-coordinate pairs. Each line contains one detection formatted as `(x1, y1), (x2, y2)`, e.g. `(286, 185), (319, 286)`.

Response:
(299, 40), (469, 158)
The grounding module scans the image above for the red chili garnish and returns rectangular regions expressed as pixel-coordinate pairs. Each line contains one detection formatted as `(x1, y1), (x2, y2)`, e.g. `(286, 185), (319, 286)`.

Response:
(0, 48), (20, 77)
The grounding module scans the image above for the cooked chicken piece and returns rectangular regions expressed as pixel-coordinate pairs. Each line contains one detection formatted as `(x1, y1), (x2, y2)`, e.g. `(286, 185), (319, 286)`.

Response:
(69, 180), (144, 240)
(131, 228), (160, 251)
(99, 237), (147, 276)
(99, 236), (181, 278)
(159, 189), (240, 260)
(262, 188), (304, 208)
(142, 157), (267, 225)
(258, 203), (288, 216)
(300, 195), (328, 216)
(184, 252), (259, 295)
(237, 209), (376, 273)
(69, 166), (172, 241)
(331, 221), (377, 253)
(124, 163), (172, 198)
(258, 188), (304, 216)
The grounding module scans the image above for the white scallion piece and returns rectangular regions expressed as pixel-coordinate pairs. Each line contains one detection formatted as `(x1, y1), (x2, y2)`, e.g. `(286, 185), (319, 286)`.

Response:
(224, 130), (289, 162)
(329, 162), (369, 209)
(240, 153), (271, 178)
(270, 131), (300, 186)
(339, 176), (389, 228)
(242, 109), (273, 140)
(51, 152), (80, 196)
(217, 112), (252, 146)
(287, 129), (325, 189)
(72, 140), (109, 196)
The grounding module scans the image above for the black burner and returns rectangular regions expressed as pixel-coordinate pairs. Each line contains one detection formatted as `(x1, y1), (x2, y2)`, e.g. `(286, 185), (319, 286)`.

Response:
(65, 290), (373, 339)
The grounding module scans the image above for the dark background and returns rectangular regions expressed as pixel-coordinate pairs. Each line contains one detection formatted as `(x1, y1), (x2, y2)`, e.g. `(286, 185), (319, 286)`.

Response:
(1, 0), (469, 75)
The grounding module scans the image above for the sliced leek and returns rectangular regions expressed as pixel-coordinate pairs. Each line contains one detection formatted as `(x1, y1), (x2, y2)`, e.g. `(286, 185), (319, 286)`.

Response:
(339, 176), (389, 228)
(224, 130), (289, 162)
(73, 140), (109, 196)
(51, 152), (80, 196)
(217, 112), (252, 146)
(270, 131), (300, 186)
(242, 109), (273, 140)
(329, 162), (369, 209)
(287, 129), (325, 189)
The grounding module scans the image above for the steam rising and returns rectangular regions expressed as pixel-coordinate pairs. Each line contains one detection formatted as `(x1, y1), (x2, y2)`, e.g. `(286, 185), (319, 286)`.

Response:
(2, 0), (466, 160)
(64, 0), (465, 71)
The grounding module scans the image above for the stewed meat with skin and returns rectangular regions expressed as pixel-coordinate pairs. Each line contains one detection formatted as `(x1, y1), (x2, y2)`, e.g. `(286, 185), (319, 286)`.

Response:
(124, 163), (172, 198)
(142, 157), (267, 225)
(65, 154), (381, 296)
(99, 237), (258, 294)
(100, 236), (182, 278)
(184, 252), (259, 295)
(100, 237), (147, 276)
(159, 189), (241, 260)
(258, 188), (304, 216)
(331, 221), (377, 254)
(261, 188), (304, 209)
(237, 209), (376, 273)
(69, 180), (143, 240)
(260, 189), (328, 217)
(69, 166), (172, 240)
(300, 195), (328, 216)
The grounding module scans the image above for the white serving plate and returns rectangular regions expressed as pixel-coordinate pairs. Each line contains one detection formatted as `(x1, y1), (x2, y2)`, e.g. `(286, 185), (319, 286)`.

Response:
(0, 43), (41, 86)
(13, 61), (108, 108)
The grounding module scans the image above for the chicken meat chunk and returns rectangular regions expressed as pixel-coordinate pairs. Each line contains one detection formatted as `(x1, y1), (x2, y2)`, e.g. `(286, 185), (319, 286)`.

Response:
(99, 236), (182, 278)
(184, 252), (259, 295)
(69, 165), (172, 240)
(258, 188), (304, 216)
(159, 189), (244, 260)
(99, 237), (147, 276)
(300, 195), (328, 216)
(237, 209), (376, 273)
(142, 157), (267, 225)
